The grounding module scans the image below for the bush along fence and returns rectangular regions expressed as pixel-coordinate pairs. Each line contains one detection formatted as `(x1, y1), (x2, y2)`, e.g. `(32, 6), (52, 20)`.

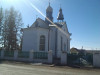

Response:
(0, 50), (53, 64)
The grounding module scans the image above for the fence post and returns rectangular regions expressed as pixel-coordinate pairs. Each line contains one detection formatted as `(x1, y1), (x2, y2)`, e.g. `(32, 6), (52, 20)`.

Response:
(29, 50), (33, 62)
(1, 50), (4, 59)
(48, 50), (53, 64)
(61, 51), (67, 65)
(14, 50), (18, 60)
(93, 53), (100, 67)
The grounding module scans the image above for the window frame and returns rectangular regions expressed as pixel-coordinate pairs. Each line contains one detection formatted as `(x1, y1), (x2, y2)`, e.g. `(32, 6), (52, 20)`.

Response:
(39, 35), (45, 51)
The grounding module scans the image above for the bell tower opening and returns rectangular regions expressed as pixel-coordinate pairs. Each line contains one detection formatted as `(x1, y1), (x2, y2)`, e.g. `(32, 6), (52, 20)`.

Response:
(57, 6), (64, 22)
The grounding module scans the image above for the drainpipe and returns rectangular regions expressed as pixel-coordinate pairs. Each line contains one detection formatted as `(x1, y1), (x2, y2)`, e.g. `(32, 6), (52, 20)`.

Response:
(48, 27), (50, 51)
(55, 28), (58, 58)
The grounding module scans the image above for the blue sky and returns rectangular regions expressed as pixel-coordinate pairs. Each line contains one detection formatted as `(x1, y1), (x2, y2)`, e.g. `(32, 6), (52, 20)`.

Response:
(1, 0), (100, 50)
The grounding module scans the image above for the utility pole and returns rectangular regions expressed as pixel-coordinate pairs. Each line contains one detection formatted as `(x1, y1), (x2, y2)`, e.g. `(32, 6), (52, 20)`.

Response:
(82, 46), (83, 50)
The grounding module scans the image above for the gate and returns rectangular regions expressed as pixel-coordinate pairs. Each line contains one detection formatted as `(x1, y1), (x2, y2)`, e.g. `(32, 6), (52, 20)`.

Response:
(67, 53), (93, 66)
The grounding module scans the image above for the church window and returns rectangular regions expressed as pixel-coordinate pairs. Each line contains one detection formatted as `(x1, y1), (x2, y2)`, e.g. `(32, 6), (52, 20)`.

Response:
(39, 35), (45, 51)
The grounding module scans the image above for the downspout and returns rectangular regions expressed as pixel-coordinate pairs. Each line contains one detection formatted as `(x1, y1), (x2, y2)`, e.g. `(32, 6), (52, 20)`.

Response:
(55, 28), (58, 58)
(48, 27), (50, 51)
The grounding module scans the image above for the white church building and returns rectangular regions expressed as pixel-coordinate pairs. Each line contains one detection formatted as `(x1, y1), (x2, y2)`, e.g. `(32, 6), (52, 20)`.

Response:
(22, 2), (71, 58)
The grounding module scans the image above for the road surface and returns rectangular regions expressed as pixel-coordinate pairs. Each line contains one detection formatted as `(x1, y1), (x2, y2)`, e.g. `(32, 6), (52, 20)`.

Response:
(0, 63), (100, 75)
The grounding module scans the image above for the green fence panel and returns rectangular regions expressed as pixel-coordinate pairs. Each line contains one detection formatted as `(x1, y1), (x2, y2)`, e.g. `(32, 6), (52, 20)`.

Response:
(33, 52), (48, 59)
(4, 51), (14, 57)
(18, 51), (29, 58)
(85, 53), (93, 65)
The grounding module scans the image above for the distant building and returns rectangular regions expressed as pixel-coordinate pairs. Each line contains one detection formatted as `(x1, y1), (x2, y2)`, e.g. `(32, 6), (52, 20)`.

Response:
(70, 48), (79, 54)
(22, 2), (71, 58)
(70, 47), (100, 54)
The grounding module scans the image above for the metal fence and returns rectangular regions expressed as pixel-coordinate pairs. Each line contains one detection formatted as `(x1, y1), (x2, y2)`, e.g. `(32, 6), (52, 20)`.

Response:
(0, 50), (48, 59)
(33, 52), (48, 59)
(18, 51), (29, 58)
(0, 50), (51, 63)
(67, 53), (93, 66)
(0, 50), (1, 56)
(4, 51), (14, 57)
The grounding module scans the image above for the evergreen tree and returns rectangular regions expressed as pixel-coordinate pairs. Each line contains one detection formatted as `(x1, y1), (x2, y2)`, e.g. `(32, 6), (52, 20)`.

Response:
(2, 7), (23, 50)
(0, 7), (3, 49)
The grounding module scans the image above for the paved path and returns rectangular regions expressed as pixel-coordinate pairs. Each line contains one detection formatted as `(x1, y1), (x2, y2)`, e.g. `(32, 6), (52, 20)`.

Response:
(0, 63), (100, 75)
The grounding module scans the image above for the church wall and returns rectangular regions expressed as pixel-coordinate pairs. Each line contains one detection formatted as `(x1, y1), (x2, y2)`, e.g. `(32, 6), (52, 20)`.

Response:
(37, 28), (49, 52)
(31, 18), (49, 28)
(22, 27), (49, 52)
(22, 28), (37, 51)
(49, 27), (56, 56)
(57, 28), (70, 58)
(62, 24), (68, 33)
(37, 19), (49, 28)
(22, 27), (70, 59)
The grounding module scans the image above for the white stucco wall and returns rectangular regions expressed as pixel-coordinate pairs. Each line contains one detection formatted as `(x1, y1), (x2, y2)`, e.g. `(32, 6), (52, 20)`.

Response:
(49, 27), (56, 56)
(22, 28), (37, 51)
(37, 28), (49, 52)
(57, 28), (70, 58)
(22, 27), (49, 52)
(93, 53), (100, 67)
(22, 24), (71, 58)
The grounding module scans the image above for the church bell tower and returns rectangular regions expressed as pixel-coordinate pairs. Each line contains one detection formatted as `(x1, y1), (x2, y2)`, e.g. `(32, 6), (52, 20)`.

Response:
(57, 7), (64, 22)
(45, 1), (53, 24)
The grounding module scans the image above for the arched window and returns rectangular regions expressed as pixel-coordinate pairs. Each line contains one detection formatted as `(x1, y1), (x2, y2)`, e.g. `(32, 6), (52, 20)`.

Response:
(39, 35), (45, 51)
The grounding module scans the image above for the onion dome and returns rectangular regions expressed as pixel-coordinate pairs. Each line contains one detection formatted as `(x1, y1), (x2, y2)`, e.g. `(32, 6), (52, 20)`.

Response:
(46, 2), (53, 12)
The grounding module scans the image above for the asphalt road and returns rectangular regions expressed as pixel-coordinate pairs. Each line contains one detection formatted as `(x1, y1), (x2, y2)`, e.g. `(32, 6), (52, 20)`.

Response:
(0, 63), (100, 75)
